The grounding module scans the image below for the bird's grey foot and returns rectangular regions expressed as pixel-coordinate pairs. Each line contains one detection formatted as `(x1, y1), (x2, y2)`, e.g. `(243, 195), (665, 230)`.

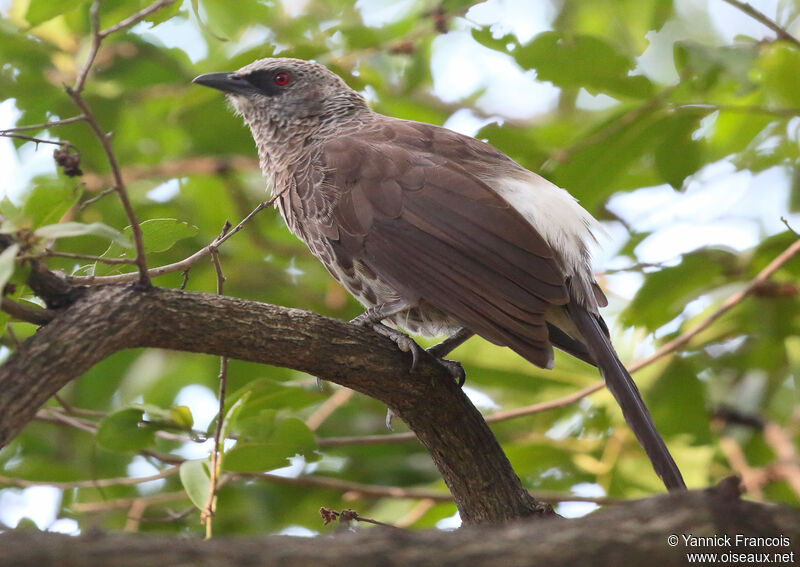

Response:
(368, 322), (422, 373)
(436, 358), (466, 387)
(427, 328), (472, 386)
(385, 408), (395, 430)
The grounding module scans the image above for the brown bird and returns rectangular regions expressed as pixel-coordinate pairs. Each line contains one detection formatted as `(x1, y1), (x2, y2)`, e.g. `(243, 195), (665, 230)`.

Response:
(194, 58), (686, 492)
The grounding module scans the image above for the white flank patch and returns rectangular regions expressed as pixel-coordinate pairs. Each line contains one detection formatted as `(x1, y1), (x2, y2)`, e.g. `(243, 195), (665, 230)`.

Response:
(493, 173), (599, 277)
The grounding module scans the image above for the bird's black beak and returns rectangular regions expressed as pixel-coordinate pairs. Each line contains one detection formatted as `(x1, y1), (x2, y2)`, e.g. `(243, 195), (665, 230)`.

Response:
(192, 72), (254, 95)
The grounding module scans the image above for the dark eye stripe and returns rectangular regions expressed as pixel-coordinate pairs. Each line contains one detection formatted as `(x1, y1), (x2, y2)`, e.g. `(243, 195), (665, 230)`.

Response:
(243, 70), (286, 96)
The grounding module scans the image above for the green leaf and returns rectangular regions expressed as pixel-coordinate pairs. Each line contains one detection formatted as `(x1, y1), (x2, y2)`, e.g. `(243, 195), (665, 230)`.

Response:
(35, 222), (131, 246)
(223, 417), (318, 473)
(180, 459), (212, 511)
(757, 42), (800, 106)
(654, 113), (705, 189)
(620, 250), (732, 330)
(21, 181), (82, 229)
(226, 378), (323, 421)
(170, 405), (194, 429)
(137, 219), (199, 253)
(674, 42), (757, 91)
(472, 29), (654, 98)
(25, 0), (90, 26)
(97, 219), (198, 269)
(96, 408), (155, 452)
(0, 244), (20, 293)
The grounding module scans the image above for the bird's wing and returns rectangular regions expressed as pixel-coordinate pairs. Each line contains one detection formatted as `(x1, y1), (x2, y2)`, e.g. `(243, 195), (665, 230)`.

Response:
(319, 119), (572, 368)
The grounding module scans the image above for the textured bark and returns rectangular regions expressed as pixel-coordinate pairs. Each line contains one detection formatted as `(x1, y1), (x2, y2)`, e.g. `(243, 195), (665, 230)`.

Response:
(0, 284), (547, 524)
(1, 490), (798, 567)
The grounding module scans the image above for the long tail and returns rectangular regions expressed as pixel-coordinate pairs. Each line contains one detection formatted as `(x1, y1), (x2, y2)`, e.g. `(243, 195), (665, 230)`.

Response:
(566, 300), (686, 492)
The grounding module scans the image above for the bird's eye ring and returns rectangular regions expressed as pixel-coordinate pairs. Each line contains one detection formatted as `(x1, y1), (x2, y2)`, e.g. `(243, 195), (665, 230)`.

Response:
(274, 72), (291, 86)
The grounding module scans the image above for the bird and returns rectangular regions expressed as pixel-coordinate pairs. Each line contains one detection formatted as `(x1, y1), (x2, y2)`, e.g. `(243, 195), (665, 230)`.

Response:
(193, 57), (686, 492)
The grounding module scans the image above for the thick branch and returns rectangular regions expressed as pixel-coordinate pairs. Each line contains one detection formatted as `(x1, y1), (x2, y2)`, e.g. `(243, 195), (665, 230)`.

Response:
(0, 285), (546, 524)
(1, 490), (798, 566)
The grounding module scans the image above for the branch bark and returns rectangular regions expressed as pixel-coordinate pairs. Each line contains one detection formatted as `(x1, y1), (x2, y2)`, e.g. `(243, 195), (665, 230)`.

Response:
(1, 489), (798, 566)
(0, 284), (547, 524)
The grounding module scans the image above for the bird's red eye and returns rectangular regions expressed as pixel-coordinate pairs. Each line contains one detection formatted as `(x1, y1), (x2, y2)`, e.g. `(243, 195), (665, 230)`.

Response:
(274, 72), (291, 86)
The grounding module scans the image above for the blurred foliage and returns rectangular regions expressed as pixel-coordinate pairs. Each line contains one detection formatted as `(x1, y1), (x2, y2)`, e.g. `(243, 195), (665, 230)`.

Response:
(0, 0), (798, 536)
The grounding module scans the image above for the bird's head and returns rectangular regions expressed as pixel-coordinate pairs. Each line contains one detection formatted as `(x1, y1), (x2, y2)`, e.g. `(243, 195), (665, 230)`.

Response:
(193, 58), (368, 140)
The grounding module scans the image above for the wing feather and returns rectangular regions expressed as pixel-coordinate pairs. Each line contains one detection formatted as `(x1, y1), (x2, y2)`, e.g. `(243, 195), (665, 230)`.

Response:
(321, 121), (573, 368)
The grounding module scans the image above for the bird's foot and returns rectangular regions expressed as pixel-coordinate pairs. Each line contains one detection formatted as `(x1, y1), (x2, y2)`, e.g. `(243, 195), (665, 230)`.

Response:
(364, 321), (423, 373)
(433, 356), (466, 387)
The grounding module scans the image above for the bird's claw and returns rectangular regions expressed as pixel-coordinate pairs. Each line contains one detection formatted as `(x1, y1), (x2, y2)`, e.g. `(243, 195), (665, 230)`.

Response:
(434, 357), (466, 387)
(367, 322), (421, 373)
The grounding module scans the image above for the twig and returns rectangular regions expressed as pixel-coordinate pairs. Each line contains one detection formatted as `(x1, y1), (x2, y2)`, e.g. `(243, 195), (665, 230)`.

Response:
(395, 498), (436, 528)
(674, 103), (800, 117)
(39, 250), (136, 265)
(719, 0), (800, 47)
(72, 490), (189, 513)
(717, 434), (765, 499)
(34, 408), (98, 434)
(80, 187), (116, 210)
(202, 222), (231, 538)
(98, 0), (178, 38)
(306, 388), (354, 431)
(763, 421), (800, 499)
(66, 91), (150, 287)
(124, 499), (148, 532)
(546, 89), (675, 168)
(0, 466), (178, 489)
(0, 297), (56, 326)
(66, 199), (273, 285)
(782, 216), (799, 237)
(0, 115), (86, 134)
(67, 1), (179, 287)
(0, 133), (75, 149)
(72, 1), (102, 95)
(81, 156), (259, 191)
(628, 237), (800, 371)
(486, 382), (605, 423)
(320, 507), (400, 529)
(250, 472), (621, 505)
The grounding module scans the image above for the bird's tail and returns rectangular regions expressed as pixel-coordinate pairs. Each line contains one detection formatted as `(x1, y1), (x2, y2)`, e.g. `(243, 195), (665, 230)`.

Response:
(566, 300), (686, 492)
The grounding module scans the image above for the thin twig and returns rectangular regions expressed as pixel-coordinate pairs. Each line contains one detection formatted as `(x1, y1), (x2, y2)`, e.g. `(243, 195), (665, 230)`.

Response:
(124, 499), (148, 532)
(719, 0), (800, 47)
(66, 92), (150, 287)
(0, 467), (178, 489)
(0, 115), (86, 134)
(72, 490), (189, 513)
(79, 186), (116, 210)
(306, 388), (354, 431)
(202, 222), (231, 538)
(39, 250), (136, 265)
(718, 434), (765, 499)
(66, 0), (182, 287)
(66, 199), (273, 285)
(72, 1), (102, 95)
(763, 421), (800, 499)
(628, 237), (800, 371)
(782, 216), (799, 237)
(98, 0), (178, 38)
(0, 297), (56, 325)
(320, 507), (400, 529)
(674, 103), (800, 117)
(243, 472), (622, 505)
(0, 133), (75, 149)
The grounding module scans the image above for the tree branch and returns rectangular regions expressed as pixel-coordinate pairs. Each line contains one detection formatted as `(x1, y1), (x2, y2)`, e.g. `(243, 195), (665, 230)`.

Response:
(1, 489), (798, 566)
(0, 284), (547, 524)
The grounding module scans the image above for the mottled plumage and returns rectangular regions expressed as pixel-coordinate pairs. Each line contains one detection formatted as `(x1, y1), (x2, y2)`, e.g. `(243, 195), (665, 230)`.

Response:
(194, 58), (685, 492)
